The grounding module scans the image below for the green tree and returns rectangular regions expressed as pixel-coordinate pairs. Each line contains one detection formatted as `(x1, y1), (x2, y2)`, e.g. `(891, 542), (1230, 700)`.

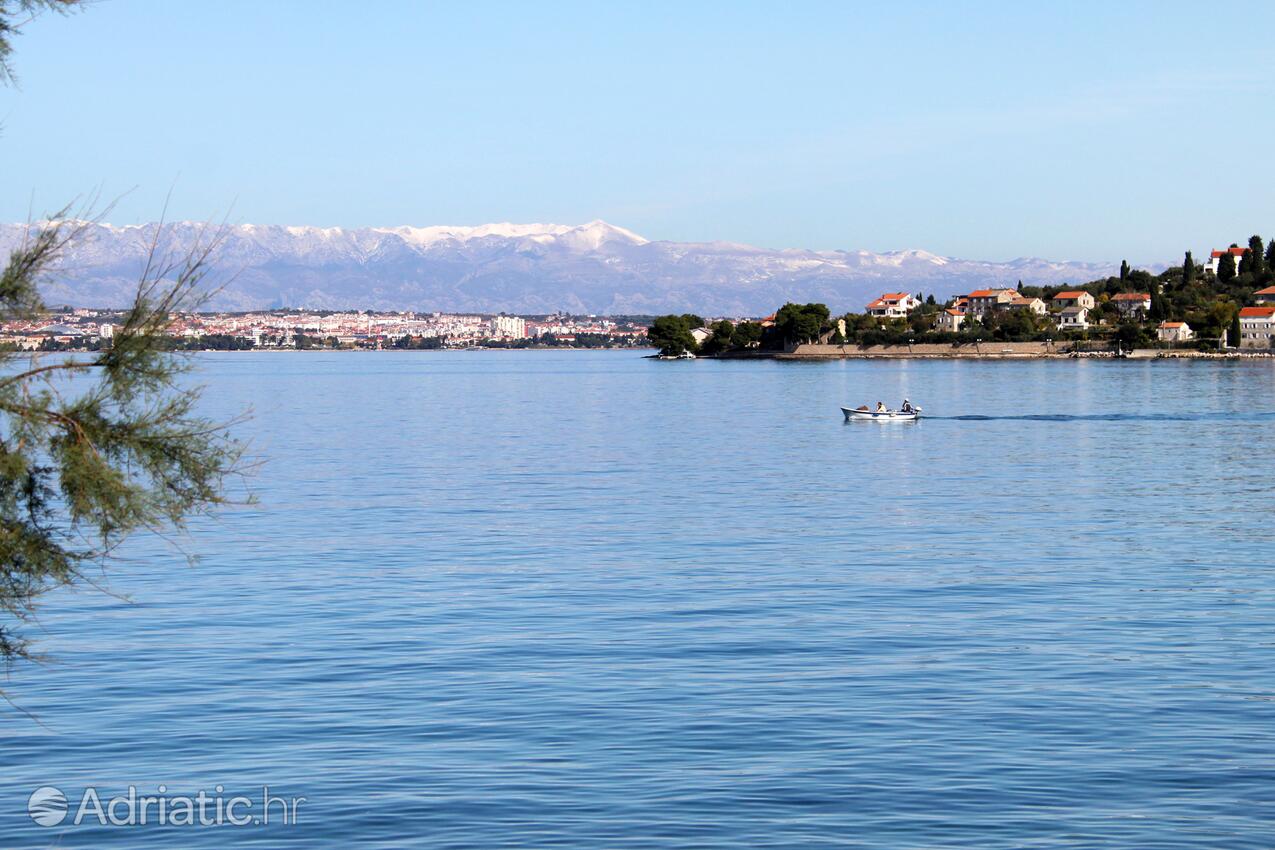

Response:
(1119, 259), (1129, 280)
(1149, 283), (1167, 321)
(1217, 250), (1237, 283)
(1115, 322), (1144, 350)
(1249, 235), (1266, 279)
(1266, 238), (1275, 273)
(774, 302), (830, 345)
(1182, 251), (1196, 287)
(646, 314), (698, 356)
(732, 321), (763, 348)
(0, 222), (247, 663)
(1230, 312), (1242, 348)
(699, 319), (735, 355)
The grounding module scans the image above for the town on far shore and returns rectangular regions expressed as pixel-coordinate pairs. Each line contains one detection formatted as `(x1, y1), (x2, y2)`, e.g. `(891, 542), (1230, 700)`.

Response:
(647, 235), (1275, 358)
(0, 309), (650, 351)
(9, 236), (1275, 360)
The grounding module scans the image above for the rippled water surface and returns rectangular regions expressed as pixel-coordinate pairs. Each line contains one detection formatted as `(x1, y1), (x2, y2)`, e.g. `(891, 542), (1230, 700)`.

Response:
(4, 351), (1275, 848)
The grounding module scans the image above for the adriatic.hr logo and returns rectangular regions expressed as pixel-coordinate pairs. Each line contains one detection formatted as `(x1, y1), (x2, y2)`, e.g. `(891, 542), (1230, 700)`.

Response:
(27, 786), (69, 827)
(24, 784), (305, 828)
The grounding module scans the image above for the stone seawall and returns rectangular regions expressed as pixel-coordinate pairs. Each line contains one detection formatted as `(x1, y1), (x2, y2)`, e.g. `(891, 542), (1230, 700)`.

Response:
(782, 341), (1066, 358)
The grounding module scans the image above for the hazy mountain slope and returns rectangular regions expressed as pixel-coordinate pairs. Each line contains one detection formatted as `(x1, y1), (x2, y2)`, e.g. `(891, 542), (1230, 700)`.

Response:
(0, 220), (1124, 315)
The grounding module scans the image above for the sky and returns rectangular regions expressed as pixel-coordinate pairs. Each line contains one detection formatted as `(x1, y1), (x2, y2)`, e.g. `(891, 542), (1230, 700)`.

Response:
(2, 0), (1274, 262)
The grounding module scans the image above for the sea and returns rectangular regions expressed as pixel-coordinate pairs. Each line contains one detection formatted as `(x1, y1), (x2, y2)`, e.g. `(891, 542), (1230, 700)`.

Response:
(3, 351), (1275, 848)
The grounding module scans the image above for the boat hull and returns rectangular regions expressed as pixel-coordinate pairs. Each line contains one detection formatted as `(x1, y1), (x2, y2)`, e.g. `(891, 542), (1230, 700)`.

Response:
(841, 407), (920, 422)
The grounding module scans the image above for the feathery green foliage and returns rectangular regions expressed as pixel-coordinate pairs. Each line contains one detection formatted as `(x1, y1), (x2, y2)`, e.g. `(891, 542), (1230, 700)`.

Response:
(0, 217), (248, 663)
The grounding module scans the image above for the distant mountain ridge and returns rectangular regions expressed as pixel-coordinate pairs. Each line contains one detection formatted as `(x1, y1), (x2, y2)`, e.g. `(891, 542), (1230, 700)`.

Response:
(0, 219), (1130, 315)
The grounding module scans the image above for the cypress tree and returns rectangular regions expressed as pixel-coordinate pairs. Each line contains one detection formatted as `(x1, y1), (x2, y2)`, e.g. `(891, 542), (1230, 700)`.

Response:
(1231, 312), (1243, 348)
(1266, 238), (1275, 271)
(1239, 248), (1252, 276)
(1218, 251), (1237, 283)
(1249, 235), (1266, 278)
(1149, 284), (1167, 321)
(1120, 260), (1129, 280)
(1183, 251), (1196, 287)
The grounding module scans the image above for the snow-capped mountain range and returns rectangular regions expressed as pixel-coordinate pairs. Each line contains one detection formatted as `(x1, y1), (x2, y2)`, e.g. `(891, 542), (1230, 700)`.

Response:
(0, 219), (1126, 315)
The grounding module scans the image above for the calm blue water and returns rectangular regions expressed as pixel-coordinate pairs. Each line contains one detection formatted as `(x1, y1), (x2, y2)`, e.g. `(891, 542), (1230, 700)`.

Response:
(4, 351), (1275, 848)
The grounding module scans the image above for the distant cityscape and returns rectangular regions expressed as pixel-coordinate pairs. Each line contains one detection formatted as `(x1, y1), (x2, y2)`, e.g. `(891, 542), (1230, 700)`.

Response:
(0, 309), (658, 351)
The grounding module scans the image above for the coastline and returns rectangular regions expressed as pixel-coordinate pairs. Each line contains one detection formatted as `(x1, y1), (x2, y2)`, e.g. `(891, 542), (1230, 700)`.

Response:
(715, 343), (1273, 361)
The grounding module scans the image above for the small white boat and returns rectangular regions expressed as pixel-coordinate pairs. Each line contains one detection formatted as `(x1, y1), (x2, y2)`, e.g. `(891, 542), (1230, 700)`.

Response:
(841, 406), (921, 422)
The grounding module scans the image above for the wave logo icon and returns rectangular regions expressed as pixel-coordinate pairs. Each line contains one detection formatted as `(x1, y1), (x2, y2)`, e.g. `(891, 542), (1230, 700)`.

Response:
(27, 786), (68, 827)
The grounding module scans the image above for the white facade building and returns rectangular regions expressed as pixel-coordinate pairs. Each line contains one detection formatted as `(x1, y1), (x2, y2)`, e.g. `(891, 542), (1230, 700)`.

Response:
(1239, 307), (1275, 349)
(933, 309), (965, 332)
(488, 315), (527, 339)
(1157, 321), (1193, 343)
(1204, 247), (1246, 276)
(1058, 306), (1090, 330)
(1112, 293), (1152, 318)
(965, 289), (1017, 317)
(866, 292), (921, 318)
(1051, 291), (1096, 312)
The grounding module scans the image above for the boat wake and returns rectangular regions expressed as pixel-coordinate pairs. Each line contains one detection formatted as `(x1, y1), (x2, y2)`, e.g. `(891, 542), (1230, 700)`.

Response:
(929, 412), (1275, 422)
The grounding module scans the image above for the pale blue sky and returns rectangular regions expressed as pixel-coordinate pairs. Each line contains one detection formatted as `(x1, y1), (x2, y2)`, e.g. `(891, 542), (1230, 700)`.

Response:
(3, 1), (1273, 261)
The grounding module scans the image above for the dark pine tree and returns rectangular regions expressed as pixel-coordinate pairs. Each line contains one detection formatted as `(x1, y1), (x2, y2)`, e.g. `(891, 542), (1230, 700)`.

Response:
(1218, 250), (1237, 283)
(1119, 260), (1129, 281)
(1149, 284), (1167, 321)
(1183, 251), (1196, 287)
(1239, 248), (1253, 276)
(1249, 235), (1266, 278)
(1266, 238), (1275, 272)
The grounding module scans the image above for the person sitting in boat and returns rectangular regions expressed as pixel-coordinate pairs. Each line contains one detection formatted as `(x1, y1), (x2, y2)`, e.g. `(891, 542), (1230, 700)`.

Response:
(875, 401), (887, 413)
(901, 399), (914, 414)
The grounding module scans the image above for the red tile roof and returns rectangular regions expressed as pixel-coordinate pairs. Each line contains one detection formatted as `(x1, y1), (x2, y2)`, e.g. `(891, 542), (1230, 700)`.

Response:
(1053, 291), (1089, 299)
(1211, 247), (1247, 258)
(944, 309), (962, 316)
(1159, 321), (1185, 328)
(967, 289), (996, 298)
(1254, 285), (1275, 296)
(1112, 292), (1150, 301)
(1239, 306), (1275, 318)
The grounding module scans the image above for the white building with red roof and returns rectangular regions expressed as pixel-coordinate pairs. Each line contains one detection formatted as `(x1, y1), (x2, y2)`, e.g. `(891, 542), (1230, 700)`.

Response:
(1007, 295), (1047, 315)
(1157, 321), (1193, 343)
(866, 292), (921, 318)
(965, 288), (1017, 316)
(1205, 246), (1247, 276)
(1238, 306), (1275, 349)
(1112, 292), (1152, 318)
(933, 308), (965, 332)
(1253, 285), (1275, 305)
(1051, 290), (1096, 311)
